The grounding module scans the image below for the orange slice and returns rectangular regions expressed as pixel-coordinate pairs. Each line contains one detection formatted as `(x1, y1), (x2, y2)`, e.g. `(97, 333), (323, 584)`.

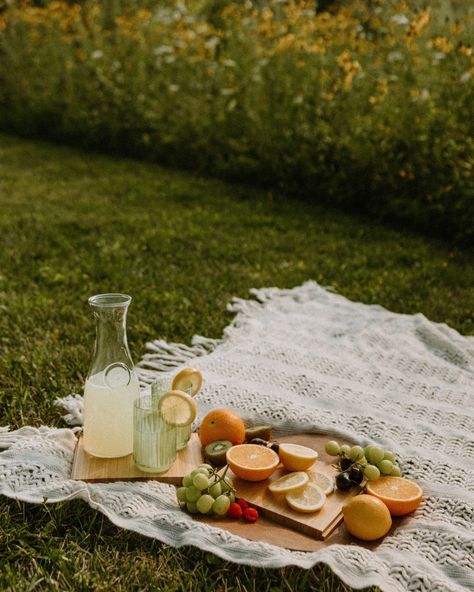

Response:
(286, 483), (326, 513)
(157, 389), (197, 427)
(268, 471), (309, 496)
(172, 367), (203, 396)
(278, 443), (318, 471)
(366, 476), (423, 516)
(226, 444), (280, 482)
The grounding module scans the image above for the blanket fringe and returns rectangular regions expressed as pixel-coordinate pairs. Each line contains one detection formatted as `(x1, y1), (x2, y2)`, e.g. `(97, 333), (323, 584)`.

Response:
(136, 335), (221, 385)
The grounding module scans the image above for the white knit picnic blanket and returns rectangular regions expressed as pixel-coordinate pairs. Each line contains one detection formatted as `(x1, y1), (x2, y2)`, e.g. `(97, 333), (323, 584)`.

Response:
(1, 282), (473, 592)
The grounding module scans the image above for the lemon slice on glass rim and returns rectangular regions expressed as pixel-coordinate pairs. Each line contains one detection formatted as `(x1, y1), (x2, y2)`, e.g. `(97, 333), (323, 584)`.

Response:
(172, 367), (203, 396)
(157, 389), (197, 427)
(286, 483), (326, 513)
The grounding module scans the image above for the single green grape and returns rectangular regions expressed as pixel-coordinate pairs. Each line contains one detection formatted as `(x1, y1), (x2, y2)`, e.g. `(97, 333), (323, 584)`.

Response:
(220, 478), (232, 493)
(176, 487), (187, 503)
(213, 495), (231, 516)
(192, 473), (210, 491)
(186, 501), (199, 514)
(364, 445), (374, 460)
(198, 464), (214, 472)
(228, 491), (235, 504)
(363, 464), (380, 481)
(340, 444), (351, 455)
(185, 486), (201, 503)
(208, 482), (222, 498)
(391, 465), (402, 477)
(379, 460), (394, 475)
(369, 447), (384, 465)
(325, 440), (341, 456)
(349, 445), (364, 460)
(196, 494), (215, 514)
(182, 474), (193, 487)
(383, 451), (396, 463)
(191, 468), (209, 479)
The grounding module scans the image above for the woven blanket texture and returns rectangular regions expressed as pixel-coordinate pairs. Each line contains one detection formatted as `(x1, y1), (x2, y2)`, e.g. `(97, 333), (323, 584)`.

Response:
(1, 282), (473, 592)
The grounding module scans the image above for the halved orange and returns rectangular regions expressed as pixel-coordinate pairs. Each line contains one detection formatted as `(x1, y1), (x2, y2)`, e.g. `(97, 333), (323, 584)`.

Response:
(366, 476), (423, 516)
(226, 444), (280, 482)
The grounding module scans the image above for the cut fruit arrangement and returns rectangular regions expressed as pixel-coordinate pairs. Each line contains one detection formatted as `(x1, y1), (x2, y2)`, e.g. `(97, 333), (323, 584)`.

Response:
(174, 399), (423, 541)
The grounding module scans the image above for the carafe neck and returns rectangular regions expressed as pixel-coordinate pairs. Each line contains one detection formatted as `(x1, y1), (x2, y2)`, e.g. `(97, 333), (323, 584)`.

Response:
(87, 293), (134, 377)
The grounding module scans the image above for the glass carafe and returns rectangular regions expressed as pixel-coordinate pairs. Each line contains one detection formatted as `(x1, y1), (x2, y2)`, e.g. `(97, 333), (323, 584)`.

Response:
(83, 293), (140, 458)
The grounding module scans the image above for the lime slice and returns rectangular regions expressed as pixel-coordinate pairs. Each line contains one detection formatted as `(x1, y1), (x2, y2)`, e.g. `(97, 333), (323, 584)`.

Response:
(307, 471), (334, 495)
(286, 484), (326, 513)
(268, 471), (309, 496)
(172, 367), (203, 396)
(157, 389), (197, 427)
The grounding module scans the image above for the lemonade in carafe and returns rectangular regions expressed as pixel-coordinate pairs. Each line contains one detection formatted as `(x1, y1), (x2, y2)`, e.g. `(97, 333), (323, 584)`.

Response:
(83, 293), (140, 458)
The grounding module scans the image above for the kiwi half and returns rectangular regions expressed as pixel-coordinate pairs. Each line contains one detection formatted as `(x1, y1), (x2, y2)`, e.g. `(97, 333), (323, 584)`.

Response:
(245, 425), (272, 442)
(204, 440), (233, 466)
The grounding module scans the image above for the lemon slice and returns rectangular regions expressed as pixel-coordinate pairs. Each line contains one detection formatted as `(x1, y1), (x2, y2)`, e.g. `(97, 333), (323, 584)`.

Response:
(157, 389), (197, 427)
(172, 367), (203, 396)
(278, 443), (318, 471)
(268, 472), (309, 496)
(307, 470), (334, 495)
(286, 484), (326, 513)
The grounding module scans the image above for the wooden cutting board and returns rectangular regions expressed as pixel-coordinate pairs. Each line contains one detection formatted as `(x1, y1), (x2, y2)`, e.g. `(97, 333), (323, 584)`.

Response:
(71, 432), (356, 541)
(71, 434), (203, 484)
(225, 434), (358, 540)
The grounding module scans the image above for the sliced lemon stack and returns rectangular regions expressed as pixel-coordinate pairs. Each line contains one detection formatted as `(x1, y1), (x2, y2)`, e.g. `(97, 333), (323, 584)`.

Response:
(307, 470), (334, 495)
(157, 389), (197, 427)
(268, 471), (309, 497)
(286, 483), (326, 513)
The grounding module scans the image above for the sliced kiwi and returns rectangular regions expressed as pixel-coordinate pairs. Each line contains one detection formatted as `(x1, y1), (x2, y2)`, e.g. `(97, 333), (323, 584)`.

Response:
(245, 425), (272, 442)
(204, 440), (233, 466)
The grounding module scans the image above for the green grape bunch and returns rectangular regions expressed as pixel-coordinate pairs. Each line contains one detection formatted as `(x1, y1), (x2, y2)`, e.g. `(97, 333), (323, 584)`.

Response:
(176, 464), (236, 516)
(325, 440), (402, 492)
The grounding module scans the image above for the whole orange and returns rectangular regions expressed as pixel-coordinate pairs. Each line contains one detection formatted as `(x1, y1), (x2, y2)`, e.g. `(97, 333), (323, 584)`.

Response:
(198, 408), (245, 447)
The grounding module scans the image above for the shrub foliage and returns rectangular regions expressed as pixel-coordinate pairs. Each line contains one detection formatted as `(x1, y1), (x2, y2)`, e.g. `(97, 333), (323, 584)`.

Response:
(0, 0), (472, 244)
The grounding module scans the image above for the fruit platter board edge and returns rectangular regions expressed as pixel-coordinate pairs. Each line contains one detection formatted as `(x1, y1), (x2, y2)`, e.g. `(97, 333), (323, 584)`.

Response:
(71, 432), (358, 542)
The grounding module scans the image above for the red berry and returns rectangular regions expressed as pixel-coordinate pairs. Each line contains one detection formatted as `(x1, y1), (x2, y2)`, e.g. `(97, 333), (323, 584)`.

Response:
(243, 507), (259, 523)
(227, 502), (243, 519)
(232, 439), (243, 446)
(237, 498), (249, 511)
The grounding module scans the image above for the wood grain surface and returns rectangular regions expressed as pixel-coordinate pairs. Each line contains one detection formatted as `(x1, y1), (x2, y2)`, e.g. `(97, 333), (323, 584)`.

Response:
(71, 432), (363, 543)
(71, 433), (203, 485)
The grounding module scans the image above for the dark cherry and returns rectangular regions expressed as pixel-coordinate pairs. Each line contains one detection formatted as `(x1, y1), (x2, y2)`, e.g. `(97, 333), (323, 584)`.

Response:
(340, 457), (353, 471)
(270, 442), (280, 454)
(250, 438), (269, 446)
(336, 472), (353, 492)
(349, 467), (364, 484)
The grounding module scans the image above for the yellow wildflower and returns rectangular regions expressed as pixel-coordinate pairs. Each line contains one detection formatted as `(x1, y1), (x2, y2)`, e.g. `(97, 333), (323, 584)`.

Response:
(429, 37), (454, 54)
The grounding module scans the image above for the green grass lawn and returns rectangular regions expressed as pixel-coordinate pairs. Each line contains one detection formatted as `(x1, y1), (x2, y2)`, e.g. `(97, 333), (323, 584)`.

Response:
(0, 133), (472, 591)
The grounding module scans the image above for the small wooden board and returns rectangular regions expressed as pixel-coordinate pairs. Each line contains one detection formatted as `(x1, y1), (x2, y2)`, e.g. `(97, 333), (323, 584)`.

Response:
(226, 434), (358, 540)
(71, 432), (356, 541)
(71, 434), (203, 485)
